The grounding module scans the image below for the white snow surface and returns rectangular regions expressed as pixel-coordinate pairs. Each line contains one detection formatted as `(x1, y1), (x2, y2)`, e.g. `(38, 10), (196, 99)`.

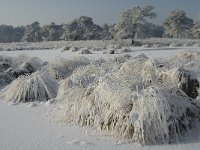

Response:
(1, 41), (200, 150)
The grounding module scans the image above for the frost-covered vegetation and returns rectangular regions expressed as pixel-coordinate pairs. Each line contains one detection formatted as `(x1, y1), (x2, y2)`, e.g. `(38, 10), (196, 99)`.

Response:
(1, 71), (58, 103)
(0, 38), (200, 52)
(50, 52), (200, 144)
(0, 55), (44, 88)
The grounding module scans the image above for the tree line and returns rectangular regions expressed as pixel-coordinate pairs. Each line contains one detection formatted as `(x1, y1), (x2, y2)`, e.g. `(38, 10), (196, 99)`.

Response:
(0, 5), (200, 43)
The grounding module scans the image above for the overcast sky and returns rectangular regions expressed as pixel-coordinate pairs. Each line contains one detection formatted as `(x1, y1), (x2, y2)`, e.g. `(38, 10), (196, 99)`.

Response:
(0, 0), (199, 26)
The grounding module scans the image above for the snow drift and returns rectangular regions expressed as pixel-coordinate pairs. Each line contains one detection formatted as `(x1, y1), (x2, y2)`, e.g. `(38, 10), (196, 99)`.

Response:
(53, 52), (200, 145)
(1, 71), (58, 103)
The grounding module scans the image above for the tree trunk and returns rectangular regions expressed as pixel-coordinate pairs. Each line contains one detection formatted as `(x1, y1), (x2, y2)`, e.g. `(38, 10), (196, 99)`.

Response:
(132, 30), (136, 45)
(131, 38), (134, 45)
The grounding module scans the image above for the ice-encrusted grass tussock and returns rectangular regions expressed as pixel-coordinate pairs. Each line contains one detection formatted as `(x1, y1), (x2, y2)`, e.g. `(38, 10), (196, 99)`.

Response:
(130, 87), (200, 144)
(11, 55), (44, 71)
(1, 71), (58, 103)
(79, 48), (92, 54)
(53, 53), (200, 145)
(119, 47), (132, 53)
(43, 57), (90, 80)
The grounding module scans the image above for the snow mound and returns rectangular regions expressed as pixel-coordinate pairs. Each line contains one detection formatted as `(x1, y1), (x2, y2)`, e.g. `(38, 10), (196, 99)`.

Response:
(53, 53), (200, 145)
(1, 71), (58, 103)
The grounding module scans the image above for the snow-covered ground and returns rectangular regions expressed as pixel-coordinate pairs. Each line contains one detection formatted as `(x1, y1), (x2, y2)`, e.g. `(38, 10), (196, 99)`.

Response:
(1, 41), (200, 150)
(0, 46), (200, 63)
(1, 100), (200, 150)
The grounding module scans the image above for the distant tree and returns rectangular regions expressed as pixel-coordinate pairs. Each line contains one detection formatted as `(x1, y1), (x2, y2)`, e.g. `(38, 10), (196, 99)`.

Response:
(101, 24), (114, 40)
(163, 10), (193, 38)
(138, 23), (164, 38)
(61, 16), (103, 41)
(190, 17), (200, 39)
(0, 25), (14, 42)
(22, 22), (42, 42)
(41, 22), (63, 41)
(0, 25), (24, 42)
(115, 5), (157, 44)
(14, 26), (25, 42)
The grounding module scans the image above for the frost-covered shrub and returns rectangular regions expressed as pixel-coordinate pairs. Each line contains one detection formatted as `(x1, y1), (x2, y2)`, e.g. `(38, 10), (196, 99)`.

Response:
(152, 44), (161, 48)
(182, 42), (194, 47)
(11, 55), (44, 71)
(52, 52), (200, 145)
(7, 68), (30, 78)
(0, 56), (13, 72)
(91, 47), (103, 51)
(1, 71), (58, 103)
(70, 46), (79, 52)
(108, 49), (115, 54)
(60, 46), (71, 52)
(2, 55), (44, 78)
(175, 51), (199, 62)
(0, 72), (14, 87)
(79, 48), (92, 54)
(0, 55), (45, 87)
(43, 57), (90, 79)
(130, 86), (200, 144)
(169, 43), (182, 47)
(119, 47), (132, 53)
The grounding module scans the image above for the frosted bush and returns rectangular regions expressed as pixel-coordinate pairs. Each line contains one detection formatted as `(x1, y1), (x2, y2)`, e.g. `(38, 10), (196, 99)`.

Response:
(52, 52), (200, 145)
(171, 51), (200, 77)
(0, 73), (13, 87)
(152, 44), (161, 48)
(43, 57), (90, 79)
(79, 48), (92, 54)
(60, 46), (71, 52)
(169, 43), (182, 47)
(107, 49), (115, 54)
(91, 47), (103, 51)
(70, 46), (79, 52)
(0, 56), (13, 72)
(130, 87), (200, 144)
(182, 42), (194, 47)
(107, 44), (122, 49)
(175, 51), (199, 60)
(142, 44), (152, 48)
(1, 71), (58, 103)
(119, 47), (132, 53)
(0, 55), (45, 88)
(11, 55), (44, 72)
